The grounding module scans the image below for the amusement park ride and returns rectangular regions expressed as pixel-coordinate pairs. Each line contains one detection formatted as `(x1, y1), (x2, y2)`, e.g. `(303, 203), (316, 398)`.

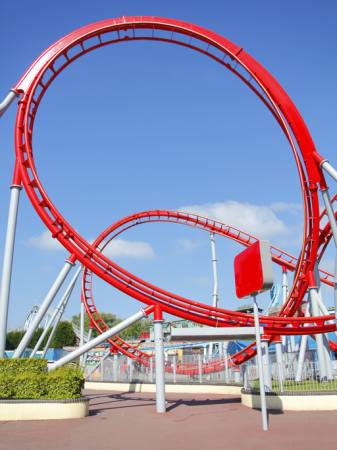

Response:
(0, 16), (337, 420)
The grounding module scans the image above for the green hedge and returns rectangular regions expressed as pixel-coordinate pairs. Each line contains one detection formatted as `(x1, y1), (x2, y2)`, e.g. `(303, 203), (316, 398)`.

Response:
(0, 359), (84, 400)
(0, 358), (47, 375)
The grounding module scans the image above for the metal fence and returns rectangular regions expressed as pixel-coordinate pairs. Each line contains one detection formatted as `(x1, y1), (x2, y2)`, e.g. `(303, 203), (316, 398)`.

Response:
(85, 348), (337, 393)
(244, 349), (337, 393)
(85, 353), (243, 385)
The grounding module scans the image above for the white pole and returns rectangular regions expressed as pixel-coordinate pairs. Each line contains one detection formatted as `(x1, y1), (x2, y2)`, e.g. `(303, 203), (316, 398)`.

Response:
(274, 339), (284, 384)
(322, 161), (337, 185)
(320, 187), (337, 327)
(224, 342), (229, 383)
(210, 232), (219, 308)
(198, 353), (202, 384)
(13, 259), (75, 358)
(30, 266), (81, 358)
(173, 354), (177, 384)
(85, 348), (110, 380)
(295, 302), (310, 382)
(79, 301), (85, 366)
(154, 318), (166, 413)
(309, 288), (329, 381)
(50, 308), (147, 371)
(253, 295), (268, 431)
(0, 90), (18, 117)
(0, 185), (22, 357)
(261, 338), (272, 391)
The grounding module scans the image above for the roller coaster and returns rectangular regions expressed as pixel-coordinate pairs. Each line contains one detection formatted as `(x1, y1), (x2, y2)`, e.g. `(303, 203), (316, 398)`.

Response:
(0, 17), (337, 384)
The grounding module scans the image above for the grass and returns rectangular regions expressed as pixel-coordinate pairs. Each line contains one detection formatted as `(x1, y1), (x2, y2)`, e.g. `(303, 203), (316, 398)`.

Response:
(250, 379), (337, 393)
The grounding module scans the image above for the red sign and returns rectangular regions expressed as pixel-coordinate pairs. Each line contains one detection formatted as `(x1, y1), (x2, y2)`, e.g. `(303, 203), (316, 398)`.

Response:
(234, 240), (274, 298)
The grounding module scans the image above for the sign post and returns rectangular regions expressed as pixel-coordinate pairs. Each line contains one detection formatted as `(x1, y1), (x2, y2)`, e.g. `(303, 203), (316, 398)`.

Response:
(234, 240), (274, 432)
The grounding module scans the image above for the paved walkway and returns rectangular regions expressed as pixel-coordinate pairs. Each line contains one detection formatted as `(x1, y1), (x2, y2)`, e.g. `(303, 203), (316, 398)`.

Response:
(1, 390), (337, 450)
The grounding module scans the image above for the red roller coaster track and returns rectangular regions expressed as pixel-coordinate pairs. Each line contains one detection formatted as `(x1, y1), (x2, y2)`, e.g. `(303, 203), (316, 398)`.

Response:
(11, 17), (335, 367)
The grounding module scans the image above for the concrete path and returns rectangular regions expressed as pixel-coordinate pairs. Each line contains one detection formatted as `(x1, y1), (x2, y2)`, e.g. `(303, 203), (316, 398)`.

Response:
(1, 390), (336, 450)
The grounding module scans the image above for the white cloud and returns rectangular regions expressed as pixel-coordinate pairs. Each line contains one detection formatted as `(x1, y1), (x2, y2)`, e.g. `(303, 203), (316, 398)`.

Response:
(176, 239), (203, 252)
(102, 239), (155, 260)
(26, 230), (63, 251)
(26, 232), (155, 260)
(178, 200), (291, 239)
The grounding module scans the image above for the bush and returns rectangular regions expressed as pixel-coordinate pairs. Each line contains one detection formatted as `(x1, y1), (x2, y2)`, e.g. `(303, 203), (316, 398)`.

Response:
(14, 373), (47, 399)
(0, 358), (47, 375)
(0, 360), (84, 400)
(0, 374), (14, 399)
(46, 367), (84, 399)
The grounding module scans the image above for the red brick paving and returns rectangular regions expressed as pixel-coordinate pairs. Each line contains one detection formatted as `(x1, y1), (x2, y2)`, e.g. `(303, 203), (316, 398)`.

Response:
(1, 390), (337, 450)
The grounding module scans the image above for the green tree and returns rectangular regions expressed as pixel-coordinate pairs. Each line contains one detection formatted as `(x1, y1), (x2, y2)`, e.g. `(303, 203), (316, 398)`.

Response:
(72, 312), (120, 338)
(50, 321), (76, 348)
(71, 312), (150, 340)
(6, 330), (25, 350)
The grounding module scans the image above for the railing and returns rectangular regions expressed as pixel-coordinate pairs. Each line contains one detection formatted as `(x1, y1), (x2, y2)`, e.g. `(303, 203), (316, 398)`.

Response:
(85, 353), (243, 385)
(85, 349), (337, 393)
(244, 350), (337, 393)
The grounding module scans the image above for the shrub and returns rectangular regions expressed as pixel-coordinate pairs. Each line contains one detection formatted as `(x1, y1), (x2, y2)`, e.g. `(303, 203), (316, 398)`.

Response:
(46, 367), (84, 399)
(0, 360), (84, 400)
(0, 374), (14, 399)
(14, 373), (47, 399)
(0, 358), (47, 376)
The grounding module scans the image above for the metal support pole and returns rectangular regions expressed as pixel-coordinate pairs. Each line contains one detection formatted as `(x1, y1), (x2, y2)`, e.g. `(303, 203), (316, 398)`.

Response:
(113, 354), (118, 382)
(0, 185), (22, 357)
(82, 328), (93, 368)
(295, 303), (310, 382)
(13, 258), (75, 358)
(149, 356), (154, 383)
(281, 268), (288, 350)
(210, 232), (219, 308)
(261, 338), (272, 391)
(274, 339), (284, 386)
(322, 161), (337, 185)
(0, 90), (18, 117)
(253, 295), (268, 432)
(320, 187), (337, 327)
(173, 354), (177, 384)
(30, 266), (81, 358)
(224, 342), (229, 383)
(198, 353), (202, 384)
(50, 308), (148, 370)
(309, 288), (328, 381)
(154, 312), (166, 413)
(79, 301), (85, 366)
(85, 349), (110, 380)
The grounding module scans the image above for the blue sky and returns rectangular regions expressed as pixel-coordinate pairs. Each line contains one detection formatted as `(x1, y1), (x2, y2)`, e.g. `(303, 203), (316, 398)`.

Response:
(1, 0), (337, 329)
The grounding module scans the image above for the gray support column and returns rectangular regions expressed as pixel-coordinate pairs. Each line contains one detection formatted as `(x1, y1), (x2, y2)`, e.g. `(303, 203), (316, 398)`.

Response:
(172, 354), (177, 384)
(50, 308), (147, 371)
(224, 342), (230, 383)
(261, 338), (272, 391)
(253, 295), (268, 431)
(275, 340), (284, 387)
(198, 353), (202, 384)
(85, 349), (110, 380)
(30, 266), (81, 358)
(295, 303), (310, 382)
(322, 161), (337, 185)
(13, 259), (75, 358)
(154, 319), (166, 413)
(79, 301), (85, 366)
(210, 232), (219, 308)
(0, 91), (18, 117)
(113, 354), (118, 382)
(309, 288), (328, 381)
(0, 185), (22, 357)
(149, 356), (154, 383)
